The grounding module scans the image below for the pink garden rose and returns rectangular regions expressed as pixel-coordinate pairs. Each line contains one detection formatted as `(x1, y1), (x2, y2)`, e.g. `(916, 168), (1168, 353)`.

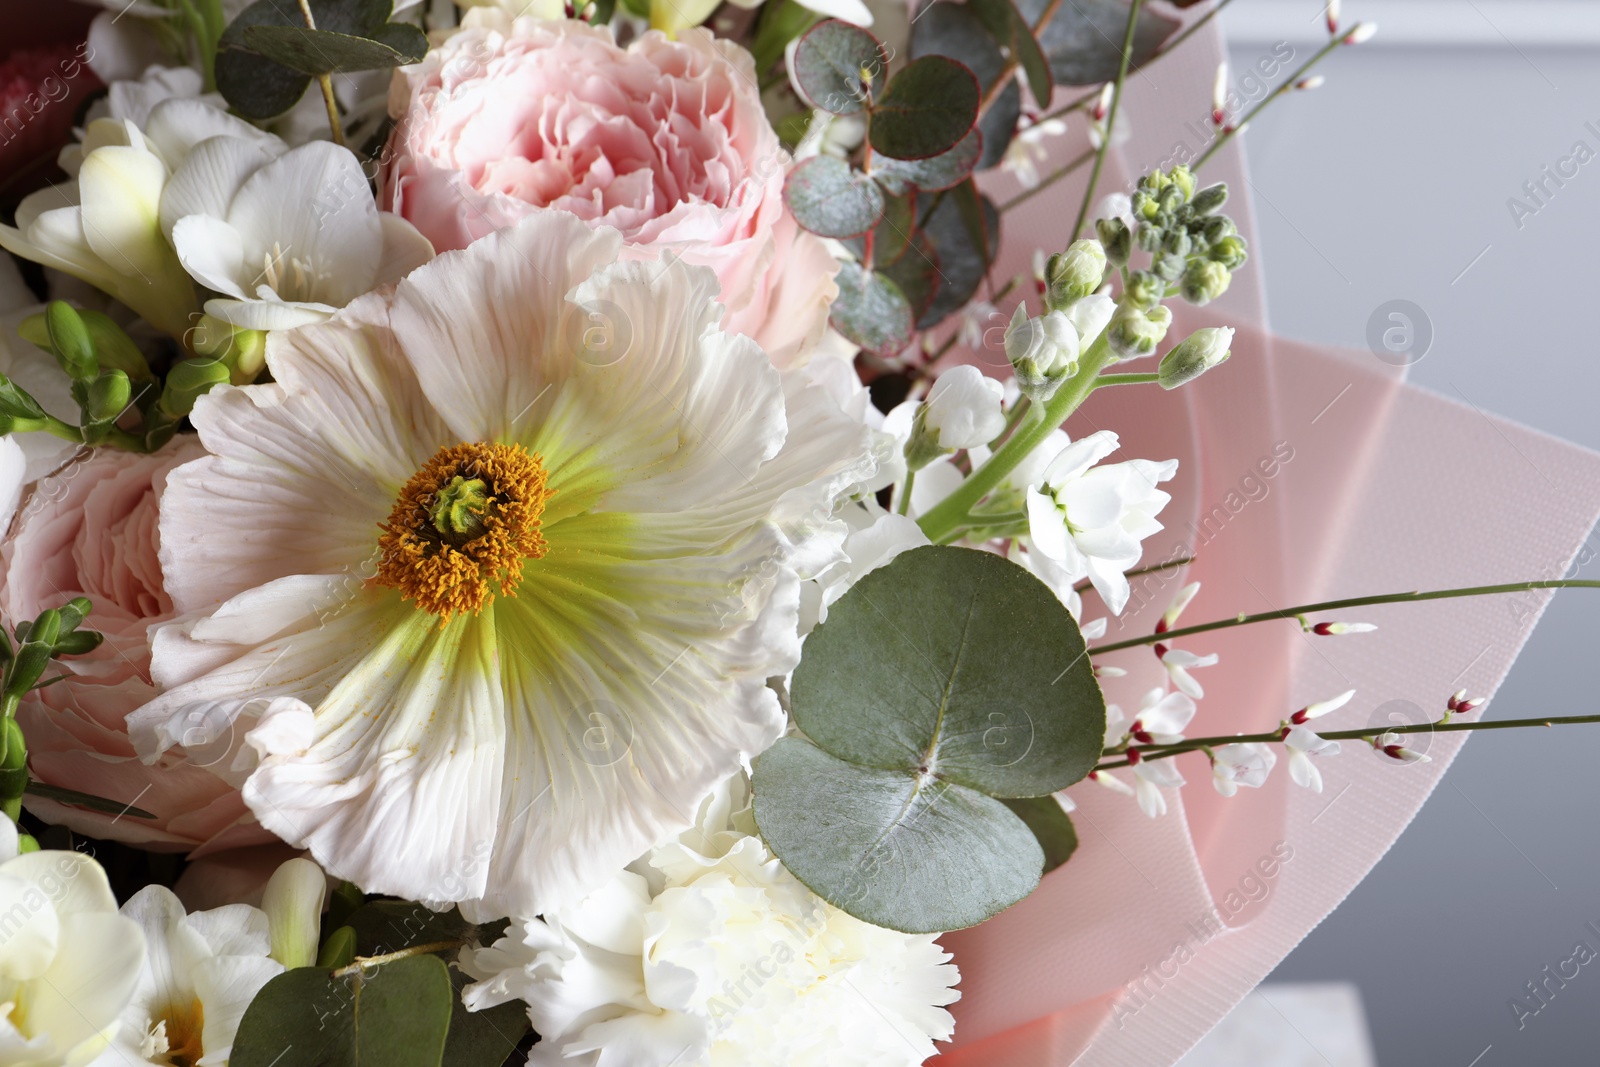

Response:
(2, 439), (275, 854)
(382, 16), (837, 367)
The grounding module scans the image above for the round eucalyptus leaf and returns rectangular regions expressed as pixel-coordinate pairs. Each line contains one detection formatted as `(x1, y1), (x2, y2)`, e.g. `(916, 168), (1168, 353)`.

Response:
(783, 156), (885, 239)
(829, 261), (915, 357)
(1001, 795), (1079, 874)
(792, 19), (889, 115)
(792, 545), (1105, 797)
(868, 56), (981, 161)
(871, 128), (983, 195)
(752, 736), (1043, 932)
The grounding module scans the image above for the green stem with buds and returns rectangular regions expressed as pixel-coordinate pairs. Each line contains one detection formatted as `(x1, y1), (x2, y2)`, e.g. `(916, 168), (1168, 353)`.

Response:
(918, 334), (1116, 544)
(1067, 0), (1144, 241)
(1091, 579), (1600, 654)
(1095, 713), (1600, 771)
(1094, 372), (1159, 387)
(1195, 32), (1342, 170)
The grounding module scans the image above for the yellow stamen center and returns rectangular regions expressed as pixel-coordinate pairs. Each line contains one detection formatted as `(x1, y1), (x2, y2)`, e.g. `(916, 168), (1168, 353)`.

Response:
(376, 442), (551, 621)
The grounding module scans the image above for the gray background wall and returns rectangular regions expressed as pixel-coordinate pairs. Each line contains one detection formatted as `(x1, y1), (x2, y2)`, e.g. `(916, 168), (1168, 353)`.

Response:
(1221, 1), (1600, 1063)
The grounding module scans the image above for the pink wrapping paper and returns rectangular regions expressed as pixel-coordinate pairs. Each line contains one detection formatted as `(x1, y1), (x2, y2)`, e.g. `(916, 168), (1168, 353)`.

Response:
(928, 10), (1600, 1064)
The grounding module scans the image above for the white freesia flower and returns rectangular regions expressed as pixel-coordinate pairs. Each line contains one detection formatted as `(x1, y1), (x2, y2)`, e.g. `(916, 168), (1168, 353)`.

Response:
(107, 886), (283, 1067)
(168, 140), (434, 330)
(132, 213), (878, 920)
(1284, 726), (1341, 793)
(459, 774), (959, 1067)
(923, 365), (1006, 450)
(0, 821), (146, 1066)
(1210, 742), (1276, 797)
(1024, 430), (1178, 613)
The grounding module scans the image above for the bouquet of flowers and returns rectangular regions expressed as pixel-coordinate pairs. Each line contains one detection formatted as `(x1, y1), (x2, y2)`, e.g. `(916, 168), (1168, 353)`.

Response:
(0, 0), (1595, 1064)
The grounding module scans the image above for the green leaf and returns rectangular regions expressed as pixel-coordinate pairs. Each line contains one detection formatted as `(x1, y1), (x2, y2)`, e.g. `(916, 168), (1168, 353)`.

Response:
(783, 156), (885, 239)
(23, 781), (155, 819)
(915, 179), (999, 329)
(230, 956), (453, 1067)
(871, 128), (983, 195)
(1015, 0), (1179, 86)
(1001, 796), (1078, 874)
(238, 22), (424, 76)
(869, 189), (916, 265)
(752, 736), (1043, 932)
(828, 261), (914, 357)
(968, 0), (1053, 108)
(909, 2), (1018, 171)
(217, 0), (413, 119)
(880, 234), (940, 319)
(345, 901), (505, 958)
(792, 545), (1104, 797)
(868, 56), (981, 161)
(792, 19), (888, 115)
(444, 968), (532, 1067)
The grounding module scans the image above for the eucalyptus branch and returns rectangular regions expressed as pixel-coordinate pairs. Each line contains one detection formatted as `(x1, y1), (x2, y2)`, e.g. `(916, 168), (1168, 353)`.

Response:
(1090, 579), (1600, 655)
(1094, 713), (1600, 771)
(329, 940), (465, 978)
(1066, 0), (1143, 241)
(296, 0), (346, 147)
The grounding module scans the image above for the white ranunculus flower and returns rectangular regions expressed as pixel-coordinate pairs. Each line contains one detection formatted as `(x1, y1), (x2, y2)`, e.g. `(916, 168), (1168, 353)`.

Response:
(131, 212), (879, 920)
(0, 821), (146, 1066)
(107, 886), (282, 1067)
(168, 140), (434, 330)
(459, 773), (959, 1067)
(1024, 429), (1178, 614)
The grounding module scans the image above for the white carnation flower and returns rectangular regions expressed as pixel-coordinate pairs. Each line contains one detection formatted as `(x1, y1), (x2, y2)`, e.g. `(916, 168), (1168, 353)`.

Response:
(131, 213), (879, 920)
(459, 774), (960, 1067)
(108, 886), (283, 1067)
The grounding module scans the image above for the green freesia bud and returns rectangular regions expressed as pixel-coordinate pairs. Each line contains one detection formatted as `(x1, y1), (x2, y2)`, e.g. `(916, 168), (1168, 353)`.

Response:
(45, 302), (97, 382)
(0, 373), (46, 422)
(1096, 217), (1131, 267)
(191, 314), (268, 384)
(1190, 182), (1228, 216)
(52, 630), (104, 656)
(317, 925), (358, 969)
(16, 835), (39, 854)
(1159, 326), (1234, 389)
(159, 358), (231, 419)
(78, 310), (152, 381)
(1210, 234), (1249, 270)
(1107, 303), (1173, 360)
(1005, 305), (1080, 403)
(263, 857), (328, 969)
(1181, 260), (1233, 306)
(1124, 270), (1166, 310)
(1044, 240), (1107, 311)
(85, 370), (132, 425)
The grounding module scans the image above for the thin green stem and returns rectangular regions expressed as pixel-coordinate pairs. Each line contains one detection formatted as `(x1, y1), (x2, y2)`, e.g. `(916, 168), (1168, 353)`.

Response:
(896, 469), (916, 516)
(1067, 0), (1143, 241)
(917, 334), (1115, 543)
(1094, 371), (1159, 387)
(1195, 33), (1340, 170)
(294, 0), (345, 146)
(999, 147), (1097, 214)
(1095, 713), (1600, 770)
(1091, 579), (1600, 654)
(330, 941), (465, 978)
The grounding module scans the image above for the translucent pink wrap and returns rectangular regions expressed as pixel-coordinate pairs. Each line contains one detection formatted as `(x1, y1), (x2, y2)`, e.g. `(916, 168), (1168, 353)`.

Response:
(933, 13), (1600, 1065)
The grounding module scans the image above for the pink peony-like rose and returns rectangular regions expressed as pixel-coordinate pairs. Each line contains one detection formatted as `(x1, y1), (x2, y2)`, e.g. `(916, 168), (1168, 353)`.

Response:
(382, 15), (837, 367)
(2, 438), (275, 854)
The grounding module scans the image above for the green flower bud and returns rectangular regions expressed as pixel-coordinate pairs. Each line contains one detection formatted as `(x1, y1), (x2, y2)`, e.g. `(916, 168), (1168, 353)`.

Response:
(1044, 240), (1108, 311)
(0, 372), (46, 422)
(1124, 270), (1166, 310)
(58, 597), (92, 632)
(317, 925), (358, 969)
(85, 370), (132, 426)
(1159, 326), (1234, 389)
(1190, 182), (1228, 216)
(1168, 165), (1197, 201)
(902, 405), (949, 473)
(159, 358), (231, 419)
(191, 314), (268, 384)
(1161, 230), (1192, 257)
(1095, 217), (1132, 268)
(77, 311), (153, 381)
(1107, 303), (1173, 360)
(1158, 184), (1185, 214)
(45, 302), (97, 382)
(1200, 215), (1237, 244)
(1152, 252), (1188, 282)
(1210, 234), (1249, 270)
(17, 835), (39, 854)
(263, 857), (328, 969)
(52, 630), (105, 656)
(1005, 305), (1080, 403)
(1131, 189), (1160, 220)
(1181, 260), (1233, 306)
(1135, 223), (1164, 254)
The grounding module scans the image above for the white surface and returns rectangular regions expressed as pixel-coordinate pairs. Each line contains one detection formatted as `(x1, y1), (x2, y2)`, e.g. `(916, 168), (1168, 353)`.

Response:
(1176, 983), (1377, 1067)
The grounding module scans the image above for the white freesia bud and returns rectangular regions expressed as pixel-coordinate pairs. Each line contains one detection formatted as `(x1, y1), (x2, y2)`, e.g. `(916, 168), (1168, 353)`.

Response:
(261, 857), (327, 969)
(923, 365), (1006, 450)
(1106, 303), (1172, 360)
(1044, 240), (1108, 311)
(1159, 326), (1234, 389)
(1005, 305), (1080, 402)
